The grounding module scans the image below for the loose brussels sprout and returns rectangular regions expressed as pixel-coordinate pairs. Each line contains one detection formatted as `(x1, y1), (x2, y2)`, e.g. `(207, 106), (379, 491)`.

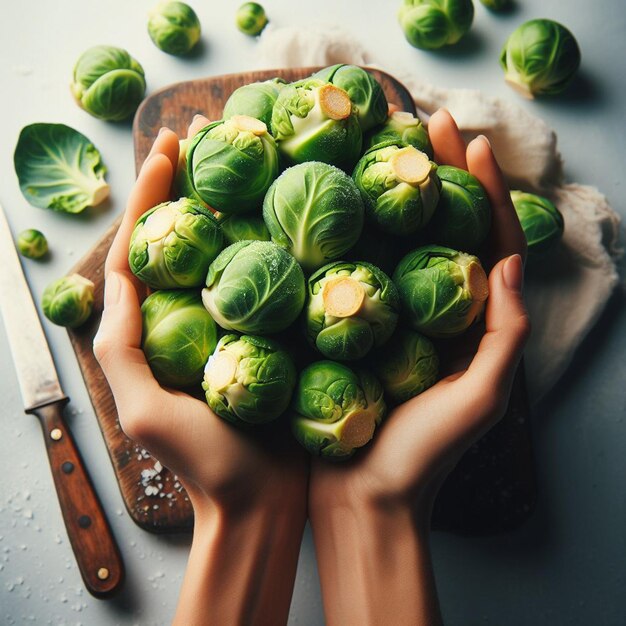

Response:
(271, 78), (362, 170)
(427, 165), (491, 251)
(129, 198), (223, 289)
(71, 45), (146, 121)
(14, 124), (109, 214)
(147, 1), (201, 56)
(203, 240), (306, 334)
(479, 0), (511, 11)
(306, 261), (400, 361)
(371, 329), (438, 404)
(235, 2), (268, 36)
(42, 274), (94, 328)
(312, 65), (388, 133)
(223, 79), (286, 129)
(203, 334), (296, 425)
(364, 111), (433, 159)
(187, 115), (279, 213)
(510, 190), (564, 254)
(291, 361), (386, 460)
(263, 162), (364, 272)
(398, 0), (474, 50)
(500, 19), (581, 98)
(216, 211), (270, 245)
(141, 290), (218, 388)
(393, 245), (488, 338)
(17, 229), (48, 260)
(353, 142), (440, 236)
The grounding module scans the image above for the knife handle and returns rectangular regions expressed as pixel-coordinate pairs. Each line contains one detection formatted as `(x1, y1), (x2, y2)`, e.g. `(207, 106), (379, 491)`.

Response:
(28, 398), (124, 597)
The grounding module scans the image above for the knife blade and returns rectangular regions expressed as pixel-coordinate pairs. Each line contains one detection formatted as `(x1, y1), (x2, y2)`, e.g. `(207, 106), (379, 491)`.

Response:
(0, 202), (124, 598)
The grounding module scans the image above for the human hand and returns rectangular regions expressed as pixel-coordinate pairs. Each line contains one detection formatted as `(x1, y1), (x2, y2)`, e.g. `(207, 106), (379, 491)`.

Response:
(308, 109), (530, 625)
(93, 118), (308, 625)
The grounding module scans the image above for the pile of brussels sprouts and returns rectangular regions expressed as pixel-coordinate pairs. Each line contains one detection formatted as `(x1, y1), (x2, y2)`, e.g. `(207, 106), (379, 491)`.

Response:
(127, 65), (506, 461)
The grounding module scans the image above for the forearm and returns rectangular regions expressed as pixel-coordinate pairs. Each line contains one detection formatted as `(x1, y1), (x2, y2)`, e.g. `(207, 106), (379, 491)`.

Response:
(173, 499), (307, 626)
(310, 500), (442, 626)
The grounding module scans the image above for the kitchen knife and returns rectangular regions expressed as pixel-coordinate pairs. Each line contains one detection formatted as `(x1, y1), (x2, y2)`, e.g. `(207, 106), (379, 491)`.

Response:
(0, 202), (124, 598)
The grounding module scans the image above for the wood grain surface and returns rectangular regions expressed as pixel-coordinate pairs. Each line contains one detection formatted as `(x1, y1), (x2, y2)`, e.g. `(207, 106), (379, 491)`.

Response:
(67, 67), (535, 535)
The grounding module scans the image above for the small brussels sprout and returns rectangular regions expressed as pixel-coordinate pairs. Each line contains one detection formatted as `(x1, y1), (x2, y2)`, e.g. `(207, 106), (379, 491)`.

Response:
(271, 78), (362, 170)
(312, 65), (388, 133)
(352, 142), (440, 236)
(216, 211), (270, 245)
(235, 2), (268, 36)
(291, 361), (386, 460)
(129, 198), (224, 290)
(263, 162), (364, 272)
(500, 19), (581, 98)
(42, 274), (94, 328)
(510, 190), (564, 254)
(147, 1), (201, 56)
(223, 79), (286, 129)
(188, 115), (279, 213)
(306, 261), (400, 361)
(71, 45), (146, 121)
(398, 0), (474, 50)
(371, 329), (438, 404)
(203, 240), (306, 334)
(427, 165), (491, 251)
(393, 245), (488, 338)
(479, 0), (511, 11)
(17, 229), (48, 260)
(364, 111), (433, 159)
(203, 334), (296, 425)
(141, 290), (218, 388)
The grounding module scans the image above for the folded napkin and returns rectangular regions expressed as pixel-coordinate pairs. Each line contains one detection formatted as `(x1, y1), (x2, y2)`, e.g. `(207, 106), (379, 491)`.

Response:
(256, 25), (622, 404)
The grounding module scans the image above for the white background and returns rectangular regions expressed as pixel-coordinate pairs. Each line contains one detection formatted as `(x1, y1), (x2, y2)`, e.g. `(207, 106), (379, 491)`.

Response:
(0, 1), (624, 624)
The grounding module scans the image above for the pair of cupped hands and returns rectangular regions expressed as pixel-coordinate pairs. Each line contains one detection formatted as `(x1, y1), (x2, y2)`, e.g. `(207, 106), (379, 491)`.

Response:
(94, 109), (529, 624)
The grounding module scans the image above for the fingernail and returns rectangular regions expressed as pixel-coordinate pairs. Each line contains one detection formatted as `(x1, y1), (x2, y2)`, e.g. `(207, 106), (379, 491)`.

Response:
(502, 254), (523, 291)
(193, 114), (203, 122)
(104, 271), (122, 307)
(476, 134), (491, 148)
(158, 127), (166, 137)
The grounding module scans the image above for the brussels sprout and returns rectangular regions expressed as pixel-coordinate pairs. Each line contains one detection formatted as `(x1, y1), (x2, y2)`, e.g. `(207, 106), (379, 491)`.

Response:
(271, 78), (362, 170)
(263, 162), (364, 272)
(235, 2), (268, 36)
(306, 261), (400, 361)
(291, 361), (386, 460)
(510, 190), (564, 254)
(479, 0), (511, 11)
(223, 79), (286, 129)
(312, 65), (388, 133)
(188, 115), (279, 213)
(364, 111), (433, 159)
(203, 334), (296, 425)
(141, 290), (218, 388)
(129, 198), (223, 289)
(203, 240), (306, 334)
(217, 211), (270, 245)
(371, 329), (438, 404)
(71, 45), (146, 121)
(148, 1), (201, 56)
(393, 245), (489, 338)
(427, 165), (491, 251)
(500, 19), (581, 98)
(352, 142), (440, 236)
(17, 229), (48, 260)
(42, 274), (94, 328)
(14, 123), (109, 214)
(398, 0), (474, 50)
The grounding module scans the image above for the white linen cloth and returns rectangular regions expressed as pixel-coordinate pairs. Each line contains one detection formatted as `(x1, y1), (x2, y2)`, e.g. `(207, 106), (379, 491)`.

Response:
(255, 25), (622, 404)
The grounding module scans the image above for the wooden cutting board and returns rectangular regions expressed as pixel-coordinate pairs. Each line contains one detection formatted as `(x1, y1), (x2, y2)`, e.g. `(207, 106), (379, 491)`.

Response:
(67, 68), (535, 535)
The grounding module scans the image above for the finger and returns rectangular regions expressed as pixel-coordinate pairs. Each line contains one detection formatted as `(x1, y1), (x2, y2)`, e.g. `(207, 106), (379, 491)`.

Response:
(455, 254), (530, 427)
(93, 271), (162, 430)
(466, 135), (527, 264)
(428, 108), (468, 170)
(187, 114), (211, 139)
(105, 153), (174, 277)
(146, 127), (180, 174)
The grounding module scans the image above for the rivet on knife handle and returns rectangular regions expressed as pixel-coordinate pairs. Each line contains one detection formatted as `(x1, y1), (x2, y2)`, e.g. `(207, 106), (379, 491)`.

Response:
(27, 398), (124, 597)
